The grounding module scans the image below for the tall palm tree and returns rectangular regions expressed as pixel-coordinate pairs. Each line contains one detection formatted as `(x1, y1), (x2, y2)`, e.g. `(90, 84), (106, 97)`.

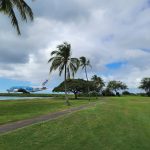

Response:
(0, 0), (33, 35)
(48, 42), (79, 105)
(80, 56), (92, 99)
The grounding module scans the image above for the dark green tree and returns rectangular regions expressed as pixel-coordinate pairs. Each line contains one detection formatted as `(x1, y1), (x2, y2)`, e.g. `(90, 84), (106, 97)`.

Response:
(139, 77), (150, 96)
(107, 80), (127, 96)
(0, 0), (33, 34)
(102, 88), (115, 96)
(48, 42), (79, 105)
(53, 79), (95, 99)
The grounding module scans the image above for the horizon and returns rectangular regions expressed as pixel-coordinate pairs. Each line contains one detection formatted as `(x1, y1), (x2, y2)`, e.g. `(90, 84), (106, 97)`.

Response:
(0, 0), (149, 92)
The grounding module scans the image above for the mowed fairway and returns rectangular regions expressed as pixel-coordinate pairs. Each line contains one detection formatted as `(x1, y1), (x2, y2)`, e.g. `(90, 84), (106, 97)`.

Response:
(0, 98), (91, 125)
(0, 96), (150, 150)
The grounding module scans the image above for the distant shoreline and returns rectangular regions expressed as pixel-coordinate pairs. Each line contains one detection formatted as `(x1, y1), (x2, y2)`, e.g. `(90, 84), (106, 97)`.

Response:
(0, 93), (67, 97)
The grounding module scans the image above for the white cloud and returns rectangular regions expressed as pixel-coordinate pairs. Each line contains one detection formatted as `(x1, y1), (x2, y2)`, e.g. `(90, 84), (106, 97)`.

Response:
(0, 0), (150, 90)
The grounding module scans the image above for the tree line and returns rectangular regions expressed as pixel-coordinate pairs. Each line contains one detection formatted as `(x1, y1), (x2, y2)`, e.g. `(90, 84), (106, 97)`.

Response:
(53, 77), (128, 99)
(48, 42), (150, 105)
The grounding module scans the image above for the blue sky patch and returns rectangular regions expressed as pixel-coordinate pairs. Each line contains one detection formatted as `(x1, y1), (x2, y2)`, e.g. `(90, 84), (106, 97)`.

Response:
(141, 48), (150, 53)
(0, 77), (31, 92)
(106, 61), (127, 69)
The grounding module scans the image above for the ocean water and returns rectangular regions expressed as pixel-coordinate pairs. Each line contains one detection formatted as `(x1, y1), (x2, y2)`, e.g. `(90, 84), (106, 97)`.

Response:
(0, 96), (43, 100)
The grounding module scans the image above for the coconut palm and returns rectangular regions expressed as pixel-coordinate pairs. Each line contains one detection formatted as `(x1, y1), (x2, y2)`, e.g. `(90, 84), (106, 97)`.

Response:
(91, 75), (105, 94)
(79, 56), (92, 99)
(0, 0), (33, 34)
(48, 42), (79, 105)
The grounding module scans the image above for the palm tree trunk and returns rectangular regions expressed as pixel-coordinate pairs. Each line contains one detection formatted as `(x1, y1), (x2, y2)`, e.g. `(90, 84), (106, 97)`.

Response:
(85, 66), (88, 82)
(64, 65), (70, 105)
(85, 67), (90, 101)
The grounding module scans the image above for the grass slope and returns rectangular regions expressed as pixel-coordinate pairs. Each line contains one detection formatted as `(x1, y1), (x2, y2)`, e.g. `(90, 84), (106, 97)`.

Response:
(0, 98), (91, 125)
(0, 96), (150, 150)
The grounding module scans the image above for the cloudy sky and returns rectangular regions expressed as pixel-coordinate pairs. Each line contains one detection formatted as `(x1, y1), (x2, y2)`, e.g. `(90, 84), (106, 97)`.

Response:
(0, 0), (150, 92)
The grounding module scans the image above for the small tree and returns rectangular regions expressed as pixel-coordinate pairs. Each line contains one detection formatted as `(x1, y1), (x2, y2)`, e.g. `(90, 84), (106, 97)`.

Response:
(107, 80), (127, 96)
(139, 77), (150, 96)
(53, 79), (95, 99)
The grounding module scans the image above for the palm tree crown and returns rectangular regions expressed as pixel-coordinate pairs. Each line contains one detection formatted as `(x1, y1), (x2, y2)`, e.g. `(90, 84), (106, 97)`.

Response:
(0, 0), (33, 34)
(48, 42), (79, 104)
(91, 75), (104, 86)
(91, 75), (105, 93)
(49, 42), (79, 78)
(80, 56), (91, 69)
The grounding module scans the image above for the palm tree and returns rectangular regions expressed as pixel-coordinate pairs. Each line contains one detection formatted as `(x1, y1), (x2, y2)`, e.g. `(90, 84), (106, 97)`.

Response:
(79, 56), (92, 100)
(91, 75), (105, 94)
(0, 0), (33, 35)
(48, 42), (79, 105)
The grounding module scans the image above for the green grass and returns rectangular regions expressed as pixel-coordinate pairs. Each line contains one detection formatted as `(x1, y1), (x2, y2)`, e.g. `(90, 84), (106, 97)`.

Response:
(0, 98), (94, 125)
(0, 96), (150, 150)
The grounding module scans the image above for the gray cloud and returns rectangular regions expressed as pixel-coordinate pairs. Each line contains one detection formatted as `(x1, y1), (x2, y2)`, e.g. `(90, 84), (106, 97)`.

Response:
(0, 0), (150, 89)
(32, 0), (90, 22)
(0, 49), (28, 63)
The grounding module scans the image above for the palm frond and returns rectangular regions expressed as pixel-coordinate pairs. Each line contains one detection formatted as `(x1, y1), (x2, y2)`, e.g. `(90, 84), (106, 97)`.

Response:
(11, 0), (33, 21)
(79, 56), (86, 65)
(51, 50), (59, 56)
(69, 63), (77, 77)
(49, 57), (62, 73)
(1, 0), (21, 34)
(0, 0), (33, 35)
(80, 56), (92, 69)
(9, 8), (20, 34)
(71, 58), (80, 68)
(59, 63), (65, 76)
(48, 57), (55, 63)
